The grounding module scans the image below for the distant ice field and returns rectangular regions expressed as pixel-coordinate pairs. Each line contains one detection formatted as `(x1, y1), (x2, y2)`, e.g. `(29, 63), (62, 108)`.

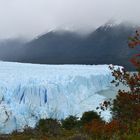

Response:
(0, 61), (115, 133)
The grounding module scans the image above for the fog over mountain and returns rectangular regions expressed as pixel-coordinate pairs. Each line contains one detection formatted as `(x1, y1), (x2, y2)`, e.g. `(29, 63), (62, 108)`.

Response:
(0, 0), (140, 39)
(0, 22), (139, 70)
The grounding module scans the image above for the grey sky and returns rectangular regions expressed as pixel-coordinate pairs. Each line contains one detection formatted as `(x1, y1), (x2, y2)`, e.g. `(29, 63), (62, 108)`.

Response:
(0, 0), (139, 39)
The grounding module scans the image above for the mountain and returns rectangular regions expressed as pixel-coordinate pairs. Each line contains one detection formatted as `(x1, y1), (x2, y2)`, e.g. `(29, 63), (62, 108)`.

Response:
(0, 22), (139, 70)
(19, 23), (138, 70)
(0, 39), (25, 61)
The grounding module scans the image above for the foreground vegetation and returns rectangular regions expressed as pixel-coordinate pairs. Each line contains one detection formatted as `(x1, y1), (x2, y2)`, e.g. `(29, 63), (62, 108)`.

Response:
(1, 31), (140, 140)
(0, 108), (140, 140)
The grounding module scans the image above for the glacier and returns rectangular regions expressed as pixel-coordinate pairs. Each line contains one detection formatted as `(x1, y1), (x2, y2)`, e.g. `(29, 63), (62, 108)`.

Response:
(0, 62), (114, 134)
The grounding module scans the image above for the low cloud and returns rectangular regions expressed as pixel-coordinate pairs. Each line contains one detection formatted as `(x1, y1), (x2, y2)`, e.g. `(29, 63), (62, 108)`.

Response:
(0, 0), (139, 39)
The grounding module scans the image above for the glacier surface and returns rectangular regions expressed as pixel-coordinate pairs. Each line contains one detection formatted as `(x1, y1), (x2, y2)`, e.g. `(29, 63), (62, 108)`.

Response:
(0, 62), (113, 134)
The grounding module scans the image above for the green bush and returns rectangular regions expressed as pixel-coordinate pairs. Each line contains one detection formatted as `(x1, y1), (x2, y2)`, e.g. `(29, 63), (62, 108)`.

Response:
(80, 111), (102, 125)
(36, 118), (61, 136)
(61, 116), (80, 130)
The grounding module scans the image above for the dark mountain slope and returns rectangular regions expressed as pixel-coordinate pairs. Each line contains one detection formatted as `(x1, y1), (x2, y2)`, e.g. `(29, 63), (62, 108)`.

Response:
(0, 39), (25, 61)
(20, 23), (138, 70)
(20, 31), (85, 63)
(0, 23), (138, 70)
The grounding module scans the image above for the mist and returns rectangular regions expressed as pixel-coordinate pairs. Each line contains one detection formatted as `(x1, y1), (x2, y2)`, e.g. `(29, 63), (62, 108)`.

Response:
(0, 0), (140, 39)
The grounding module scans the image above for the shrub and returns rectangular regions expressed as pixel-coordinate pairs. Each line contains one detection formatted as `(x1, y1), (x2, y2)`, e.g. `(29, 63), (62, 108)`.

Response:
(84, 119), (127, 140)
(36, 118), (61, 136)
(111, 91), (140, 124)
(61, 115), (79, 130)
(80, 111), (102, 125)
(84, 119), (104, 137)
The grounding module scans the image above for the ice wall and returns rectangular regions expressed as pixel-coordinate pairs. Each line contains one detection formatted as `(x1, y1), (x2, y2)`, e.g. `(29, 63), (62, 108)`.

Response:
(0, 62), (113, 133)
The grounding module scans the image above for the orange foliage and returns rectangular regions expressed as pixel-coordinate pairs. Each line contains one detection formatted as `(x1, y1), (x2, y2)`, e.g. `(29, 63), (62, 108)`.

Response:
(128, 30), (140, 68)
(84, 119), (127, 139)
(84, 119), (104, 136)
(103, 120), (122, 136)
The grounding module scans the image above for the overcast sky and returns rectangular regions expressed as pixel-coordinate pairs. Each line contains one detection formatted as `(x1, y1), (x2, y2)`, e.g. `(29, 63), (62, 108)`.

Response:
(0, 0), (139, 39)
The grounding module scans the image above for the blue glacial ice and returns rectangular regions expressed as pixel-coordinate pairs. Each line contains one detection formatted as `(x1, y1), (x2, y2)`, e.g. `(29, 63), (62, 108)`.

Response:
(0, 62), (113, 133)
